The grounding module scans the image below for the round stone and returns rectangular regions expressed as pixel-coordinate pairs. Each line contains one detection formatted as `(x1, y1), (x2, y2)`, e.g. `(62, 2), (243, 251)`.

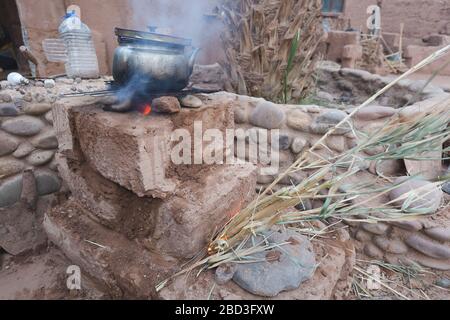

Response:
(325, 135), (346, 153)
(152, 96), (181, 114)
(361, 222), (389, 235)
(310, 109), (351, 135)
(390, 220), (423, 232)
(44, 79), (56, 89)
(0, 103), (19, 116)
(443, 182), (450, 195)
(27, 150), (55, 166)
(278, 134), (292, 150)
(369, 159), (404, 177)
(232, 230), (316, 297)
(355, 106), (396, 121)
(280, 171), (306, 185)
(257, 173), (276, 184)
(0, 132), (19, 156)
(215, 264), (237, 285)
(0, 158), (25, 178)
(32, 131), (58, 149)
(1, 116), (45, 136)
(0, 175), (23, 208)
(249, 101), (286, 129)
(291, 137), (308, 154)
(295, 199), (312, 211)
(373, 236), (408, 254)
(286, 110), (312, 132)
(34, 169), (62, 196)
(436, 278), (450, 289)
(12, 142), (35, 158)
(364, 243), (384, 259)
(23, 103), (52, 115)
(355, 229), (372, 242)
(389, 177), (443, 214)
(424, 227), (450, 243)
(44, 110), (54, 124)
(180, 95), (203, 108)
(405, 234), (450, 260)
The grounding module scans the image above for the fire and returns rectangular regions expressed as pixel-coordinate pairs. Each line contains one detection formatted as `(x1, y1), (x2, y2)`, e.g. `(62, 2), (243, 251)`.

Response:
(140, 104), (152, 116)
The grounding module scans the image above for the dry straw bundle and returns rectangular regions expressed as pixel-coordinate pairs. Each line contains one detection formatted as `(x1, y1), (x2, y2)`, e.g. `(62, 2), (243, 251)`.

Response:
(156, 44), (450, 292)
(219, 0), (324, 103)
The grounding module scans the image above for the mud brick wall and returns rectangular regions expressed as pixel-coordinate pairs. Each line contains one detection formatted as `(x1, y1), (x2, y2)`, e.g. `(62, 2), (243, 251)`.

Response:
(342, 0), (450, 41)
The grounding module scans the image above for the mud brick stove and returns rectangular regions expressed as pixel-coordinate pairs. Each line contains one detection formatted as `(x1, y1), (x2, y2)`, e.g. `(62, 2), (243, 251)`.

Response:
(45, 93), (257, 298)
(38, 28), (258, 298)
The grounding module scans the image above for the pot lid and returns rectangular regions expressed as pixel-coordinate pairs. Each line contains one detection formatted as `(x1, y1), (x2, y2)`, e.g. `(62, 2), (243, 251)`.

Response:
(115, 28), (192, 47)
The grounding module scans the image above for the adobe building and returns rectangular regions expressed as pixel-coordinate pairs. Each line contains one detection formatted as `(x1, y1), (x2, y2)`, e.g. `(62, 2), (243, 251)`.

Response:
(323, 0), (450, 74)
(0, 0), (222, 77)
(1, 0), (450, 78)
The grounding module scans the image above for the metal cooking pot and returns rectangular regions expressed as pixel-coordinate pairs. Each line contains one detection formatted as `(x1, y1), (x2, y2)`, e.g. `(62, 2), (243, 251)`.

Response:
(112, 28), (200, 92)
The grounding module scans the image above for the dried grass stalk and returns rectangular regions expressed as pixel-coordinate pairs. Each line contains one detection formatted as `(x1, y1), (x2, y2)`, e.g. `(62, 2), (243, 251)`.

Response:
(219, 0), (324, 103)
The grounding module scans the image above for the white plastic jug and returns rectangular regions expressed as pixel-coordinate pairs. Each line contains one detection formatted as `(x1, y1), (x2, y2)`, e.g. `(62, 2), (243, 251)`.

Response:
(58, 9), (99, 78)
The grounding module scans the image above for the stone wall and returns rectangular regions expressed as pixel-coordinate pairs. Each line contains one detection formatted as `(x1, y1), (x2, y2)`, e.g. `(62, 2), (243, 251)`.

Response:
(0, 76), (108, 209)
(0, 93), (59, 208)
(350, 213), (450, 270)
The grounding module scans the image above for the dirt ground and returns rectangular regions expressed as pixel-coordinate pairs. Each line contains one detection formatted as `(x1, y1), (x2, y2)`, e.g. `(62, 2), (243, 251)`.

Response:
(0, 245), (107, 300)
(1, 236), (449, 300)
(347, 253), (450, 300)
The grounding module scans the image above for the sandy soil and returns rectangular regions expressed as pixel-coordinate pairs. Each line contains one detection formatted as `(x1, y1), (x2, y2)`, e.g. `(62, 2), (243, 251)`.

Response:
(0, 245), (107, 300)
(348, 252), (450, 300)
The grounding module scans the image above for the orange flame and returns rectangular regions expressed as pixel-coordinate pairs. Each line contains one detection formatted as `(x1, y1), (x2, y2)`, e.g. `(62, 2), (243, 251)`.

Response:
(140, 104), (152, 116)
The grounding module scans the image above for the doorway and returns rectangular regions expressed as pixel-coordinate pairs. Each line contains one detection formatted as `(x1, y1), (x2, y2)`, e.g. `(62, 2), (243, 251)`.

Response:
(0, 0), (30, 79)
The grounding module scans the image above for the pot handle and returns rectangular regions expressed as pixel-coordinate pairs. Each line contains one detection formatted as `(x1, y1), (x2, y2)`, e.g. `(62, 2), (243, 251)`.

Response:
(188, 47), (201, 74)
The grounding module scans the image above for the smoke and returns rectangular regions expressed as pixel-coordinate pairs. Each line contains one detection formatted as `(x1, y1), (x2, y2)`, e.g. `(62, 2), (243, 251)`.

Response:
(114, 73), (148, 102)
(129, 0), (218, 46)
